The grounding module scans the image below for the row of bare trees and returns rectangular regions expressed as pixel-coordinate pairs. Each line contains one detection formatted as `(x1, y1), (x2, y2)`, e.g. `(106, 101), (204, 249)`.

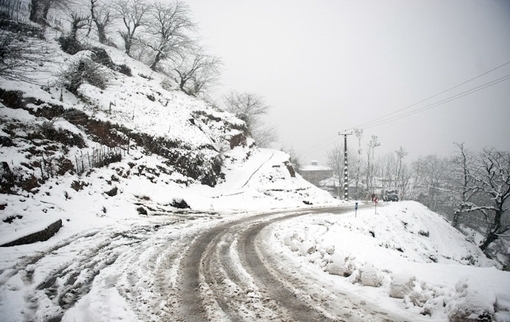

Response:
(327, 130), (411, 201)
(18, 0), (277, 146)
(327, 138), (510, 259)
(409, 145), (510, 254)
(15, 0), (221, 97)
(449, 144), (510, 253)
(2, 0), (277, 143)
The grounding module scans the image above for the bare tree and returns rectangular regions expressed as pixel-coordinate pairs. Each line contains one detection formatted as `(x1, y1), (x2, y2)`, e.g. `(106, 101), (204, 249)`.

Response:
(328, 144), (357, 199)
(68, 12), (89, 41)
(411, 154), (451, 213)
(380, 153), (397, 190)
(57, 12), (89, 54)
(251, 124), (278, 148)
(111, 0), (151, 56)
(223, 91), (267, 130)
(468, 148), (510, 252)
(281, 145), (302, 171)
(451, 142), (476, 228)
(29, 0), (69, 24)
(1, 0), (30, 21)
(144, 0), (194, 71)
(222, 91), (277, 147)
(173, 48), (222, 96)
(353, 128), (363, 198)
(398, 163), (412, 200)
(366, 135), (380, 194)
(395, 146), (407, 190)
(327, 145), (343, 198)
(0, 29), (49, 81)
(87, 0), (112, 44)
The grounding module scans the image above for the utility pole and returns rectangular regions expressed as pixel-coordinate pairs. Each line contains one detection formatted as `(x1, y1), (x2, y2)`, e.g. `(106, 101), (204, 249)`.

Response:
(339, 131), (353, 201)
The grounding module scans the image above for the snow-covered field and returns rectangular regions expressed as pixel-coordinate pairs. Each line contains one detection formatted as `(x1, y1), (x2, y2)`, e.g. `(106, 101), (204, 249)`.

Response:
(1, 149), (509, 321)
(0, 147), (342, 321)
(268, 201), (510, 321)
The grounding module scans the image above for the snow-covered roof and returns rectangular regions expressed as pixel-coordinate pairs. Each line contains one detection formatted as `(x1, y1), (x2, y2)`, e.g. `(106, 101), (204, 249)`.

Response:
(300, 161), (332, 171)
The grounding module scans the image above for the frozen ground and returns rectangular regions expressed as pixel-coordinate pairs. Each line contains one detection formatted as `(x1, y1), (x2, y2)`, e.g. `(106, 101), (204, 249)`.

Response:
(1, 148), (509, 321)
(268, 201), (510, 321)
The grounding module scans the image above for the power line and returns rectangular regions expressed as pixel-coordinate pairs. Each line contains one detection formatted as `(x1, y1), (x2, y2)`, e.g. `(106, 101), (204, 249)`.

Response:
(301, 60), (510, 162)
(346, 60), (510, 131)
(300, 133), (338, 156)
(359, 72), (510, 130)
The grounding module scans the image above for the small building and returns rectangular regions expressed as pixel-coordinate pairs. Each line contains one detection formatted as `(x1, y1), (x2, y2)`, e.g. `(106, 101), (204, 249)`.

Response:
(320, 175), (357, 199)
(299, 160), (333, 187)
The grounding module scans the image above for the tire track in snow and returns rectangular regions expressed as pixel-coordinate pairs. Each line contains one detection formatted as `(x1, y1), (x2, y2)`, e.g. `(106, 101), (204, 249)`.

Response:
(179, 207), (381, 322)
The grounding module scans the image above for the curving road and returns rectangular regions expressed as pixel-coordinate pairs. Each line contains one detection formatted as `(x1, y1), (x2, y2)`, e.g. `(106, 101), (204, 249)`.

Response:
(177, 207), (404, 322)
(0, 207), (408, 322)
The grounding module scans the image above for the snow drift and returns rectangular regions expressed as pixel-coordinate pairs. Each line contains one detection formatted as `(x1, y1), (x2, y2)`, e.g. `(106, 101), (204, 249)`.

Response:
(270, 201), (510, 321)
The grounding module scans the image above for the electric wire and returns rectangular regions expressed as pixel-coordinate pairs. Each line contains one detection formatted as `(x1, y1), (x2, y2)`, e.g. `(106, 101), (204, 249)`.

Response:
(360, 72), (510, 130)
(300, 60), (510, 161)
(345, 60), (510, 131)
(300, 133), (339, 158)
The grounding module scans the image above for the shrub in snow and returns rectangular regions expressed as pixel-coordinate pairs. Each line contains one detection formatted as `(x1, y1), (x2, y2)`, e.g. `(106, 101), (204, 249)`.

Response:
(58, 34), (84, 55)
(325, 252), (354, 277)
(170, 198), (190, 209)
(359, 265), (384, 287)
(56, 54), (109, 94)
(447, 277), (496, 322)
(283, 233), (301, 252)
(348, 269), (360, 284)
(300, 240), (316, 255)
(325, 262), (345, 276)
(161, 78), (174, 91)
(406, 290), (427, 307)
(389, 273), (416, 299)
(343, 256), (359, 277)
(116, 64), (132, 77)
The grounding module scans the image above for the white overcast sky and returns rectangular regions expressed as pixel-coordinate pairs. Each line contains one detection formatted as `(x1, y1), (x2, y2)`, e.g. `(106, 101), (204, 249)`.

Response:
(185, 0), (510, 165)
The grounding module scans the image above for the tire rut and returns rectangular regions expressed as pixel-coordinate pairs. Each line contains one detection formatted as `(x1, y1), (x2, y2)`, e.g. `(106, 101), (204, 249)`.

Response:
(178, 207), (351, 322)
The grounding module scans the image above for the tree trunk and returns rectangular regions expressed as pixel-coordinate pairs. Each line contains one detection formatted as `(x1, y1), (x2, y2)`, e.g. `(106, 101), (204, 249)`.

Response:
(124, 38), (132, 55)
(41, 0), (51, 24)
(479, 232), (498, 252)
(479, 207), (504, 252)
(96, 23), (107, 44)
(150, 51), (162, 71)
(29, 0), (40, 22)
(452, 210), (460, 228)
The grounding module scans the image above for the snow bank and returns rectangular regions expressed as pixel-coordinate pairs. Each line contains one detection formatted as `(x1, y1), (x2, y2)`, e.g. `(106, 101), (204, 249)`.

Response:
(270, 201), (510, 321)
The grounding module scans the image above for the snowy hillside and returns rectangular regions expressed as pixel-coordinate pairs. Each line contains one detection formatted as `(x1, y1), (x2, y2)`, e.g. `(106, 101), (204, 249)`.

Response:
(268, 201), (510, 321)
(0, 20), (338, 247)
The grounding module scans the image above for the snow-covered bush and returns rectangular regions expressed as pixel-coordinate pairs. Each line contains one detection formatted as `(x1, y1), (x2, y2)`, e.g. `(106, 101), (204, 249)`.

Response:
(389, 273), (415, 299)
(56, 55), (109, 94)
(359, 264), (384, 287)
(161, 78), (174, 91)
(300, 240), (316, 255)
(447, 277), (496, 322)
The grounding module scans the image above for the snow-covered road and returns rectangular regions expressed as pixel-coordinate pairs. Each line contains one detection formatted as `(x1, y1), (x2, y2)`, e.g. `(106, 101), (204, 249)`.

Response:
(1, 207), (410, 322)
(180, 206), (411, 322)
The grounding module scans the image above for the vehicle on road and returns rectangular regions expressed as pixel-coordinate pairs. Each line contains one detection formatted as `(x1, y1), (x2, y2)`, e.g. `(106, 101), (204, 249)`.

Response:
(382, 189), (399, 202)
